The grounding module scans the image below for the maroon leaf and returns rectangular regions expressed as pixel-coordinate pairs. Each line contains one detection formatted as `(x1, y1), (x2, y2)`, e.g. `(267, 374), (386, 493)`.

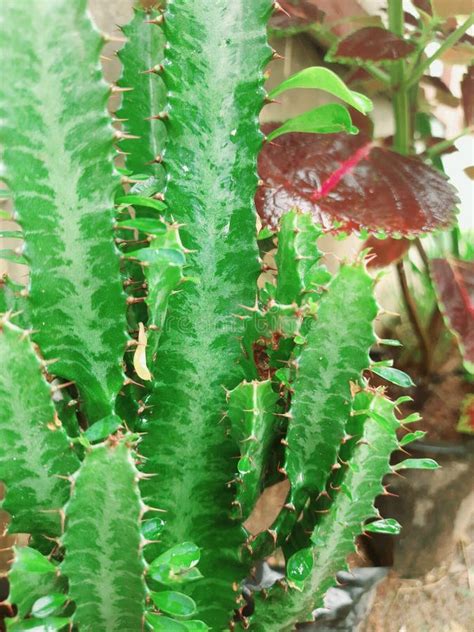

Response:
(272, 0), (325, 29)
(461, 65), (474, 127)
(364, 236), (411, 268)
(257, 124), (458, 235)
(413, 0), (432, 15)
(271, 1), (370, 37)
(421, 75), (459, 108)
(430, 258), (474, 366)
(328, 27), (416, 63)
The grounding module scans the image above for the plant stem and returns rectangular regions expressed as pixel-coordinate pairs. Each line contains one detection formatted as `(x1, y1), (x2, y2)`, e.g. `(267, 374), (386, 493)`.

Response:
(396, 260), (432, 374)
(365, 63), (391, 85)
(388, 0), (411, 154)
(426, 127), (473, 157)
(406, 14), (474, 88)
(388, 0), (433, 373)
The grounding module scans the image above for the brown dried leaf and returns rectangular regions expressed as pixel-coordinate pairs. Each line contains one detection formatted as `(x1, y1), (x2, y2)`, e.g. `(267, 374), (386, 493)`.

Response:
(431, 258), (474, 367)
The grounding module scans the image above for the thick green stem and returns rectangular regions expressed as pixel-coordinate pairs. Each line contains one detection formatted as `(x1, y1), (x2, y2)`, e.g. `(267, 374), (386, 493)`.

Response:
(388, 0), (410, 155)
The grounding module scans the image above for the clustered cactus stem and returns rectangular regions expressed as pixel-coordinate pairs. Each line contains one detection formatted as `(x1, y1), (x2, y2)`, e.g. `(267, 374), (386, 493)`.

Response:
(0, 1), (437, 631)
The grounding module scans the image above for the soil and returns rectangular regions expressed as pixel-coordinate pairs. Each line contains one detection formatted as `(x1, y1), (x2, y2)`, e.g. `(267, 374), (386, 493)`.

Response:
(364, 513), (474, 632)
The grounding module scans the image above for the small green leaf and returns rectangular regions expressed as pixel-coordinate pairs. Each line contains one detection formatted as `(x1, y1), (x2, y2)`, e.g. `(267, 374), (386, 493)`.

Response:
(394, 458), (439, 471)
(0, 249), (26, 265)
(0, 209), (12, 219)
(287, 548), (313, 583)
(257, 226), (274, 240)
(116, 195), (166, 211)
(149, 542), (202, 586)
(365, 518), (401, 535)
(237, 456), (252, 475)
(83, 415), (122, 443)
(129, 248), (186, 266)
(0, 230), (22, 239)
(145, 613), (188, 631)
(399, 431), (426, 446)
(141, 517), (166, 541)
(130, 175), (162, 198)
(149, 564), (203, 587)
(31, 594), (68, 619)
(181, 621), (210, 631)
(378, 338), (403, 347)
(150, 591), (197, 617)
(14, 548), (57, 575)
(155, 542), (201, 569)
(266, 104), (358, 141)
(275, 367), (291, 387)
(371, 366), (415, 388)
(269, 67), (373, 114)
(401, 413), (422, 424)
(117, 218), (167, 235)
(7, 617), (70, 631)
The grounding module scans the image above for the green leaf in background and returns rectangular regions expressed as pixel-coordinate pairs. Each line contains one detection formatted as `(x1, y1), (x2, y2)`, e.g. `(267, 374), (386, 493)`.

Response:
(116, 195), (167, 211)
(0, 322), (80, 536)
(266, 104), (358, 141)
(141, 517), (166, 541)
(150, 591), (197, 617)
(83, 414), (122, 443)
(9, 548), (56, 576)
(7, 548), (61, 618)
(0, 0), (128, 422)
(371, 365), (415, 387)
(394, 458), (439, 471)
(117, 217), (167, 235)
(269, 67), (373, 114)
(0, 230), (22, 239)
(148, 542), (203, 585)
(181, 621), (210, 631)
(399, 430), (426, 446)
(7, 617), (70, 631)
(365, 518), (402, 535)
(63, 443), (146, 631)
(145, 614), (188, 632)
(0, 249), (26, 265)
(31, 594), (68, 619)
(286, 548), (313, 584)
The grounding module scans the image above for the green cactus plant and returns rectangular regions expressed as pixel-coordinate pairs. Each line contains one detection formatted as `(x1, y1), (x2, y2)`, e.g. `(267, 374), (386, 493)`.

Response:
(0, 1), (439, 630)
